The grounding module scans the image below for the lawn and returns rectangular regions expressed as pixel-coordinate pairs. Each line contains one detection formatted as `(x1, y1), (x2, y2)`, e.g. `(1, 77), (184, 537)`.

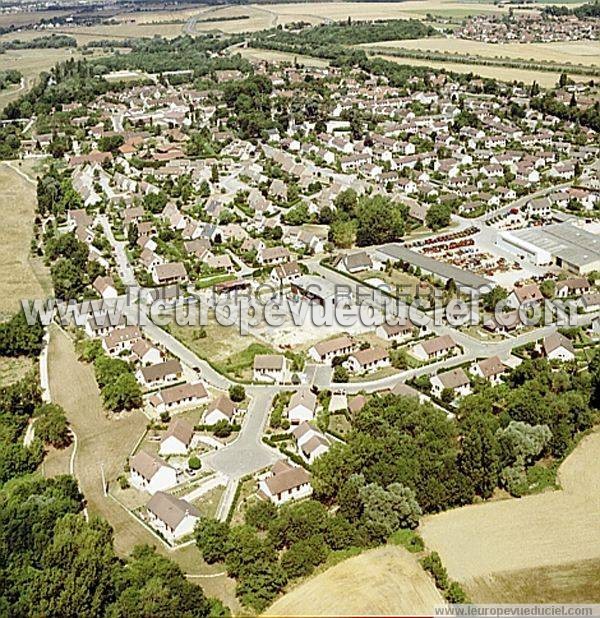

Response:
(168, 318), (276, 381)
(192, 485), (226, 519)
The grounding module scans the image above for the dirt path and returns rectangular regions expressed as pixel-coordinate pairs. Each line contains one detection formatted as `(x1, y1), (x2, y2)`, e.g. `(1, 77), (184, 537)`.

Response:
(265, 545), (445, 616)
(420, 430), (600, 583)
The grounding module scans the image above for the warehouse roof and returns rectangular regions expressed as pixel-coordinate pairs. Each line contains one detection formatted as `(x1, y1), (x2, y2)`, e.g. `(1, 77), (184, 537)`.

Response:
(377, 244), (493, 293)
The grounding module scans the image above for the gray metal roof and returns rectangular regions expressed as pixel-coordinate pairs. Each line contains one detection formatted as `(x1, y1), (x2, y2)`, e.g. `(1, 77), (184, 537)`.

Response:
(509, 222), (600, 269)
(376, 244), (493, 292)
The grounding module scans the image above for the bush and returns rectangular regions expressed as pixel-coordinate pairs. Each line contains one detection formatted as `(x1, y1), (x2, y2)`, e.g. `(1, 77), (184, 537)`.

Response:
(420, 552), (449, 590)
(188, 455), (201, 470)
(213, 419), (233, 438)
(446, 581), (469, 603)
(229, 384), (246, 403)
(333, 365), (349, 383)
(388, 528), (425, 553)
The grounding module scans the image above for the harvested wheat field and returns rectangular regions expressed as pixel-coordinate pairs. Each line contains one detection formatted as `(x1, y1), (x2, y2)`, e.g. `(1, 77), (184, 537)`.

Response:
(365, 38), (600, 67)
(265, 545), (445, 616)
(376, 54), (587, 87)
(420, 429), (600, 600)
(259, 1), (507, 23)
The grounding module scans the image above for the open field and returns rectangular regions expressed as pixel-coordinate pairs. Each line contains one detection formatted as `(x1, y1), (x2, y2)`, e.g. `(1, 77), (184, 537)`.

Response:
(237, 45), (329, 67)
(0, 47), (107, 109)
(376, 54), (587, 88)
(0, 162), (51, 320)
(420, 429), (600, 600)
(46, 326), (240, 609)
(468, 559), (600, 604)
(168, 317), (276, 380)
(265, 544), (445, 616)
(258, 1), (508, 23)
(365, 37), (600, 67)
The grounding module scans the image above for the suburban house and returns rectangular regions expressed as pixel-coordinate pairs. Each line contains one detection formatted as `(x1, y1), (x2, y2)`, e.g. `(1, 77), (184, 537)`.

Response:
(253, 354), (287, 383)
(334, 251), (373, 274)
(375, 320), (415, 344)
(152, 262), (187, 286)
(148, 382), (209, 415)
(556, 277), (591, 298)
(430, 368), (471, 399)
(411, 335), (459, 361)
(345, 347), (390, 373)
(507, 283), (544, 308)
(270, 261), (302, 286)
(287, 388), (317, 424)
(483, 310), (523, 334)
(204, 394), (236, 425)
(93, 275), (118, 299)
(131, 339), (163, 366)
(470, 356), (507, 385)
(542, 333), (576, 362)
(258, 246), (291, 266)
(84, 312), (125, 338)
(580, 293), (600, 312)
(102, 326), (142, 356)
(130, 451), (178, 494)
(259, 460), (312, 506)
(159, 417), (194, 456)
(146, 492), (199, 542)
(136, 359), (183, 388)
(390, 381), (425, 402)
(292, 422), (330, 464)
(308, 335), (356, 364)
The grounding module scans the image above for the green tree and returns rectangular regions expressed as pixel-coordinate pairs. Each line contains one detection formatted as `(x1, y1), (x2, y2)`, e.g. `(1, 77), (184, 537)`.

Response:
(458, 415), (500, 498)
(330, 219), (356, 248)
(482, 286), (508, 312)
(425, 202), (451, 231)
(35, 403), (71, 449)
(195, 518), (230, 564)
(245, 500), (277, 531)
(355, 195), (404, 246)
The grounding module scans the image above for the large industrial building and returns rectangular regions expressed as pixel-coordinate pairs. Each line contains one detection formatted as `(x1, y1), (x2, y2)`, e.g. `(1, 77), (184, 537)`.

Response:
(497, 222), (600, 275)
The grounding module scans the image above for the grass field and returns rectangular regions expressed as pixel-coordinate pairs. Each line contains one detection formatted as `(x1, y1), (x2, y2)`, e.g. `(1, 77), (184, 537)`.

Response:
(420, 429), (600, 601)
(0, 162), (51, 320)
(168, 317), (276, 380)
(365, 37), (600, 67)
(265, 544), (445, 616)
(237, 46), (330, 67)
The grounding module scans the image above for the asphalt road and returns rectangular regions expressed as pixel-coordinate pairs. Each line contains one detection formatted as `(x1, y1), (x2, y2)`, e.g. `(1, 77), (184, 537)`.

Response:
(202, 387), (280, 478)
